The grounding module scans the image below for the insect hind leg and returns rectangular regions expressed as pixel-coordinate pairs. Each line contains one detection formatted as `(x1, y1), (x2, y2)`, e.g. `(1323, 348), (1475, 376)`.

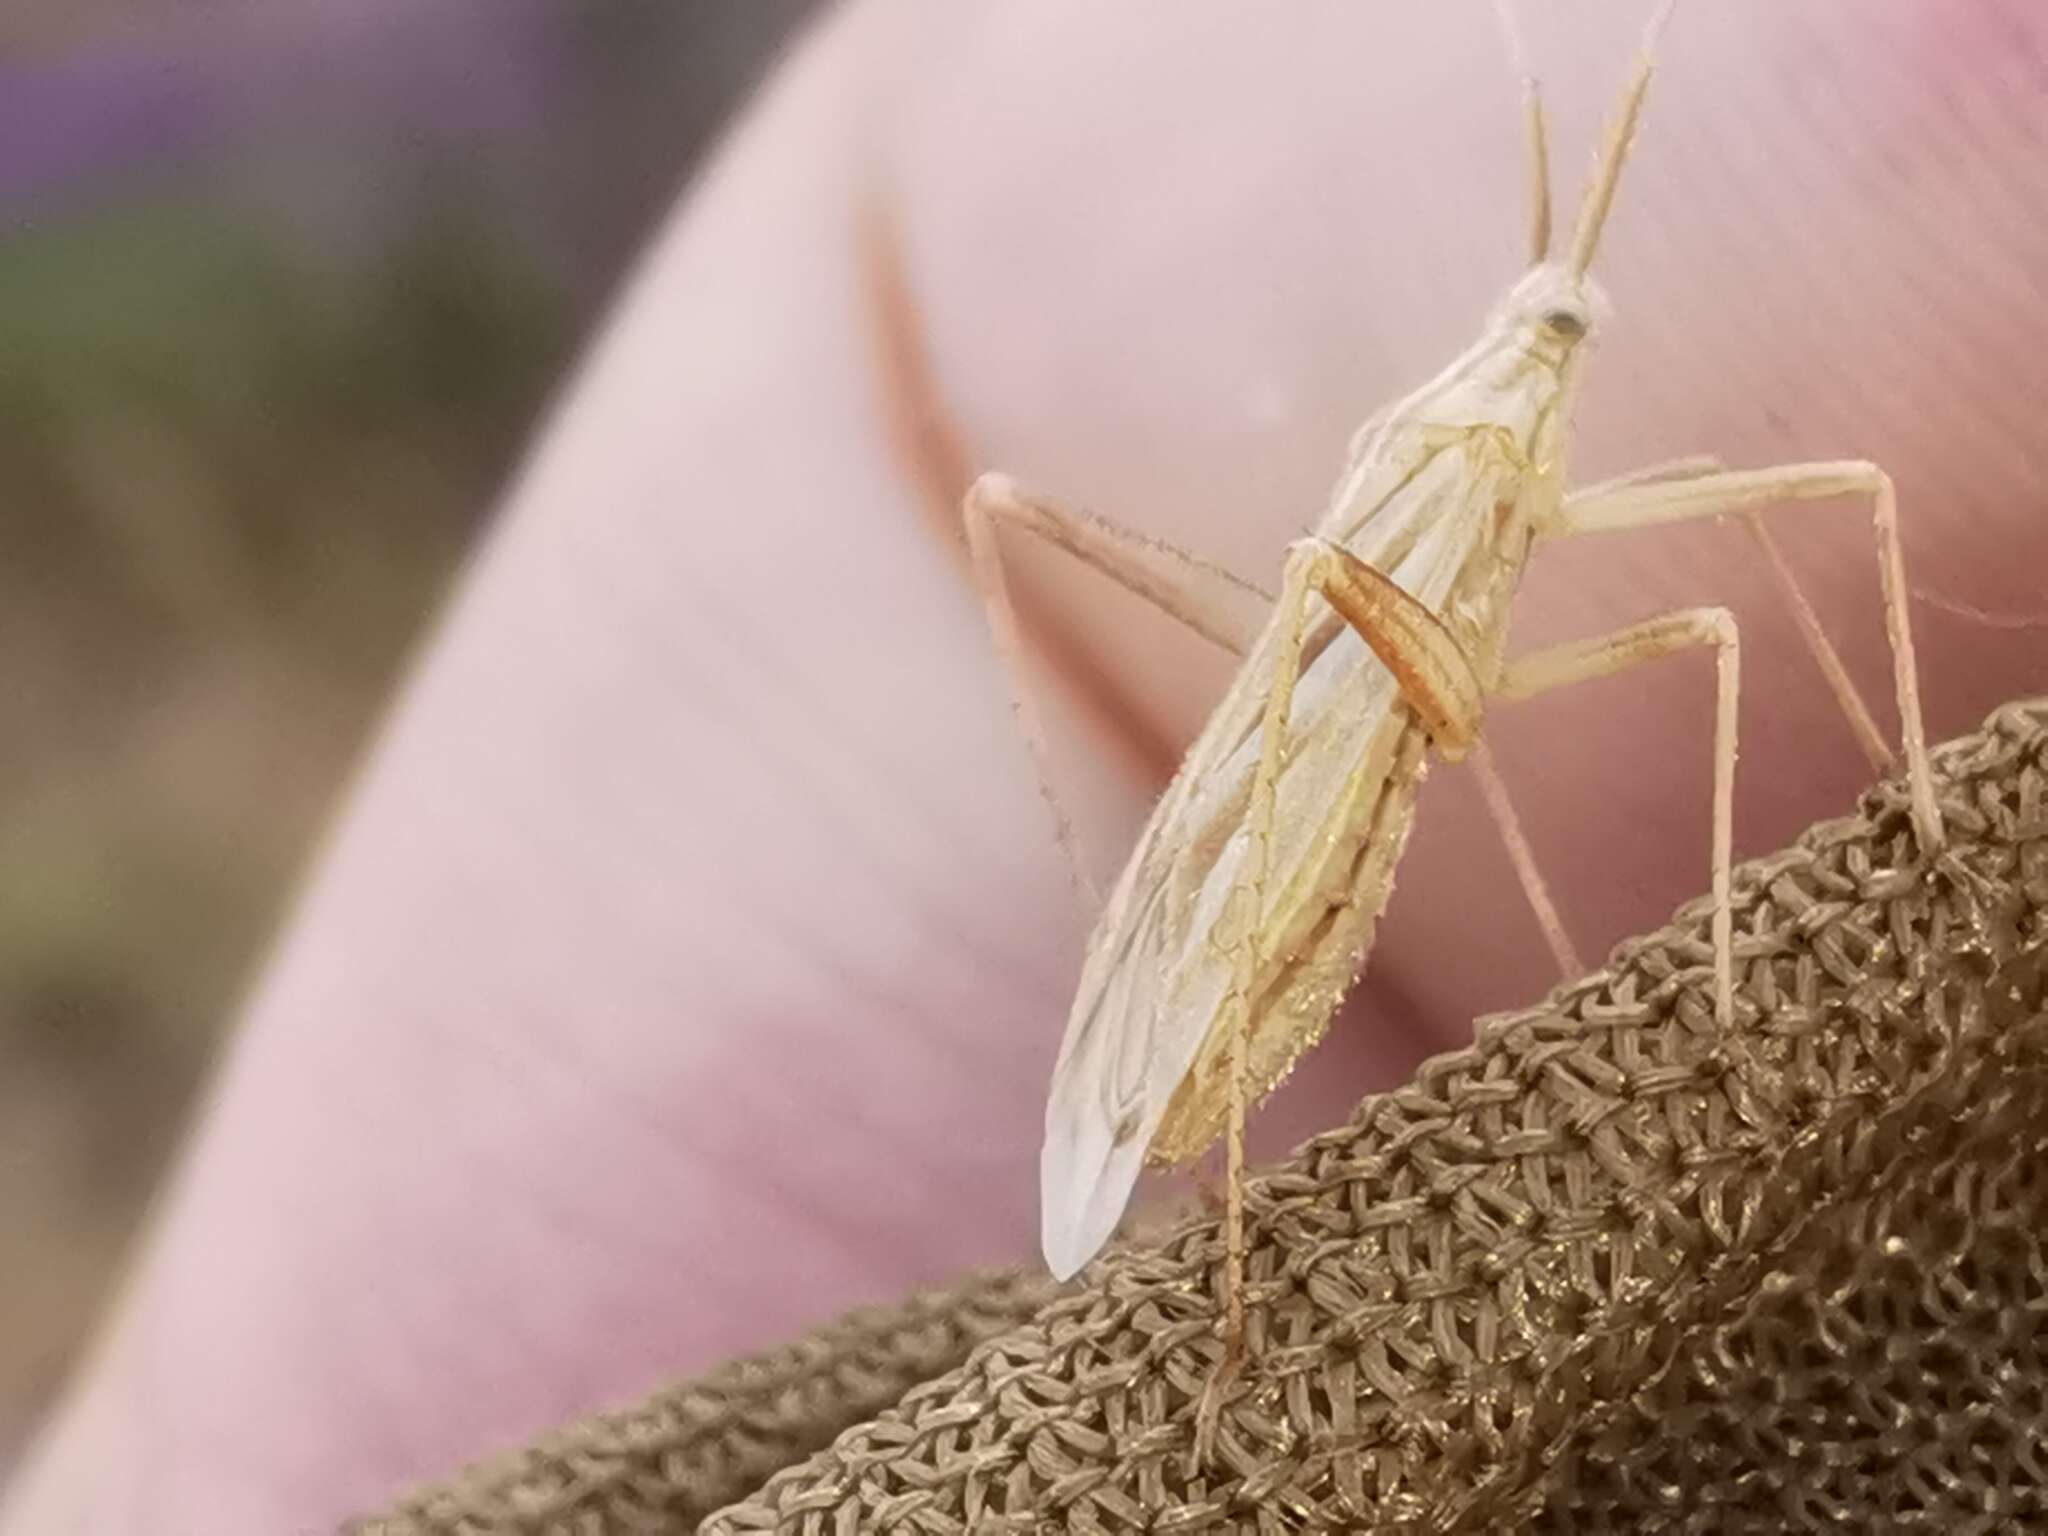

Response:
(1193, 537), (1483, 1464)
(962, 473), (1271, 910)
(1471, 740), (1583, 979)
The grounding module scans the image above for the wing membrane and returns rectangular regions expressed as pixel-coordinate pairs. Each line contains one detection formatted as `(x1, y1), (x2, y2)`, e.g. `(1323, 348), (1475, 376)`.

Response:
(1040, 444), (1510, 1275)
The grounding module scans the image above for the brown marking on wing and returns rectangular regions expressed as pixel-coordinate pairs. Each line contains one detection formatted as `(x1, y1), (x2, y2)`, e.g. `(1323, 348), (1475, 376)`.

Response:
(1317, 546), (1484, 759)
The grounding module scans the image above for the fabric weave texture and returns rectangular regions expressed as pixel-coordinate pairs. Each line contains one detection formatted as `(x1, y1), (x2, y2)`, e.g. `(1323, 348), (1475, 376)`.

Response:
(360, 699), (2048, 1533)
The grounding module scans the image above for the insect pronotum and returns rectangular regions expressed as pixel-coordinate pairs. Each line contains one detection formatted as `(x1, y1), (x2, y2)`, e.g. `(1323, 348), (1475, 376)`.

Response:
(962, 3), (1941, 1433)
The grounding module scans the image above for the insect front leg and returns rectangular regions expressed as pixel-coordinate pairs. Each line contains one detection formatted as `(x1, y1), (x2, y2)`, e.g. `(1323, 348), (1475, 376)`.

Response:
(962, 473), (1271, 908)
(1495, 608), (1742, 1033)
(1550, 461), (1939, 853)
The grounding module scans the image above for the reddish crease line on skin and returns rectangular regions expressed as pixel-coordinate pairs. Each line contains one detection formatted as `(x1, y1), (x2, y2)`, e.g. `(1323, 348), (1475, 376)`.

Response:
(859, 196), (1184, 791)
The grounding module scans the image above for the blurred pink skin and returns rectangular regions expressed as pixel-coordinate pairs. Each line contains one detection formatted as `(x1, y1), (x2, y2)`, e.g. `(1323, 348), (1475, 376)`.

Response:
(9, 3), (2048, 1530)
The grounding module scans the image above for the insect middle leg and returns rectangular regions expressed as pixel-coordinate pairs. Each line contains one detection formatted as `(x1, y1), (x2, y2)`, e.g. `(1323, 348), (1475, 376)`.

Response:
(1553, 460), (1941, 853)
(1494, 607), (1742, 1032)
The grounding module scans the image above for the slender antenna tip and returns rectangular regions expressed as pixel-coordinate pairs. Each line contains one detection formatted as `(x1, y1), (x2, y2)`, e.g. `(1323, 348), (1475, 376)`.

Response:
(1491, 0), (1532, 77)
(1565, 1), (1677, 277)
(1491, 0), (1553, 265)
(1646, 0), (1680, 53)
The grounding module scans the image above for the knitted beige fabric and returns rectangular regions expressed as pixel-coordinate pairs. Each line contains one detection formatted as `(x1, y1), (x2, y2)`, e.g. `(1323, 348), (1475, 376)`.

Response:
(360, 699), (2048, 1533)
(355, 1268), (1058, 1533)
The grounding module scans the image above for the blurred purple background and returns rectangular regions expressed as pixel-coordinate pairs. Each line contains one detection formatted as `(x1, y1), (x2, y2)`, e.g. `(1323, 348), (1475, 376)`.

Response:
(0, 0), (817, 1462)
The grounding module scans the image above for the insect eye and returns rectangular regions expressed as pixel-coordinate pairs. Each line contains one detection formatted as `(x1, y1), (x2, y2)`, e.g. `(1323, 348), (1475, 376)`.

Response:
(1541, 308), (1587, 339)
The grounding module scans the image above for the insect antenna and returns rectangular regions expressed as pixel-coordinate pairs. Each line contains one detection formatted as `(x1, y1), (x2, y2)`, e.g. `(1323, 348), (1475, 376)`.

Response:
(1490, 0), (1552, 265)
(1566, 0), (1679, 278)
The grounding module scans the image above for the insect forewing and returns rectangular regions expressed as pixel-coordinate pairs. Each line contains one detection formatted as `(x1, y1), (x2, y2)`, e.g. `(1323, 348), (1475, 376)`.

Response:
(1040, 302), (1580, 1279)
(1040, 461), (1505, 1276)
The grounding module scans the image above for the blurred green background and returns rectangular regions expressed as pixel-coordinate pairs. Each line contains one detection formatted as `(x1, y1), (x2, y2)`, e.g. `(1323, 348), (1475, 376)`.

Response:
(0, 0), (818, 1461)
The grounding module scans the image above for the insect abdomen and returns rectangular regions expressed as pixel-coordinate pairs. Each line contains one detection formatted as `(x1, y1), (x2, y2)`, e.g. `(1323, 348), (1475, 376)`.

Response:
(1148, 716), (1431, 1164)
